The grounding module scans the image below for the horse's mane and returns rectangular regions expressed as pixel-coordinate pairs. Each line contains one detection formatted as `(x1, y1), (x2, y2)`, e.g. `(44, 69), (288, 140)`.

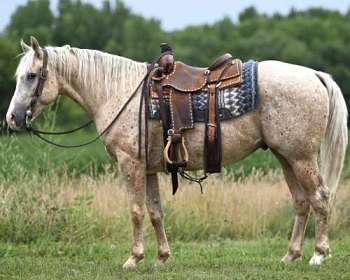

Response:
(16, 46), (146, 100)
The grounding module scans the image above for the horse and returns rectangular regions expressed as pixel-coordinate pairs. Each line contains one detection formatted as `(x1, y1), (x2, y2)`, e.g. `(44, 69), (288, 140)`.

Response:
(6, 37), (347, 268)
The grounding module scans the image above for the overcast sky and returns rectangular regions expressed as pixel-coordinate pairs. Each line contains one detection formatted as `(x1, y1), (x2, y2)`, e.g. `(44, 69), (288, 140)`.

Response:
(1, 0), (350, 32)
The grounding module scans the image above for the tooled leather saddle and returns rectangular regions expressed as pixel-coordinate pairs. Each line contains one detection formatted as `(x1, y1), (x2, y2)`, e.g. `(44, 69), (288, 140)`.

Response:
(144, 43), (243, 194)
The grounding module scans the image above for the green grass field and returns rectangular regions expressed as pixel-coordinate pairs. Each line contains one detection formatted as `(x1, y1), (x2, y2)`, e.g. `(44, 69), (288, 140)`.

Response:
(1, 238), (350, 279)
(0, 129), (349, 279)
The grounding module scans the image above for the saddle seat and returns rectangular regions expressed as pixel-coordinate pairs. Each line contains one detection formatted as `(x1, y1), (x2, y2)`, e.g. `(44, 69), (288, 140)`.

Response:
(151, 54), (242, 97)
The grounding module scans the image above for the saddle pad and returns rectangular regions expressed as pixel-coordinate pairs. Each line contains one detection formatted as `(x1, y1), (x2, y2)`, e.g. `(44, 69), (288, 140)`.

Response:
(148, 60), (258, 122)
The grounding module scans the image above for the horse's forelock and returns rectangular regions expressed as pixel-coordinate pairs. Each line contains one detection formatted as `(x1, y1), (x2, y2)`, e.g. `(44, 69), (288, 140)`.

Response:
(15, 50), (35, 78)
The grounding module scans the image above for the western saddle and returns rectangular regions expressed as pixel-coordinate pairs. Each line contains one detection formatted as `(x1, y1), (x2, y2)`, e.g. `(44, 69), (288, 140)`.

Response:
(145, 43), (243, 194)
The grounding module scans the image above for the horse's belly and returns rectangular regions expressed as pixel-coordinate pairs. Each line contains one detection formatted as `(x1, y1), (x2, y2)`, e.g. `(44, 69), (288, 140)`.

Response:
(147, 111), (263, 172)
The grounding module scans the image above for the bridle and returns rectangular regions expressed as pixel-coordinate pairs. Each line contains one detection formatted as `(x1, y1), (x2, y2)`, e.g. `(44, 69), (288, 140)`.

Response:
(25, 48), (49, 124)
(25, 47), (152, 149)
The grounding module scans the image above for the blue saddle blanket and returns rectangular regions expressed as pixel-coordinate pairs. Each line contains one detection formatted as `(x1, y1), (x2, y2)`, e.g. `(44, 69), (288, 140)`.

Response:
(149, 60), (258, 122)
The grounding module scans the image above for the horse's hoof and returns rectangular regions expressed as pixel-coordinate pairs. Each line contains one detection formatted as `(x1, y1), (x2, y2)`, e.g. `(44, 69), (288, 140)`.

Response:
(309, 252), (331, 265)
(155, 250), (170, 266)
(281, 253), (301, 264)
(122, 255), (144, 269)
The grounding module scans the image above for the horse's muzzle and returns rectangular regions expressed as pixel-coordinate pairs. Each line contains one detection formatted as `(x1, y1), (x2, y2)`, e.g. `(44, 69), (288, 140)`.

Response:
(6, 106), (27, 131)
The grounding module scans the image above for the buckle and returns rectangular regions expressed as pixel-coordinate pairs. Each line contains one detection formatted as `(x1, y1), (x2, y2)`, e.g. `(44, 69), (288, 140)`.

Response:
(25, 110), (33, 129)
(167, 129), (174, 136)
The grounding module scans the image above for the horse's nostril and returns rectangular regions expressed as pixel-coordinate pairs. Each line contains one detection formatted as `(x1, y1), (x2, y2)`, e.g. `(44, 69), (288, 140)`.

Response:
(10, 114), (16, 122)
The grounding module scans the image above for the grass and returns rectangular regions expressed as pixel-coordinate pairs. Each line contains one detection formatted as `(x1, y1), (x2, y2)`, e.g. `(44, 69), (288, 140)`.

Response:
(0, 238), (350, 279)
(0, 132), (113, 181)
(0, 171), (349, 243)
(0, 116), (349, 278)
(0, 172), (348, 278)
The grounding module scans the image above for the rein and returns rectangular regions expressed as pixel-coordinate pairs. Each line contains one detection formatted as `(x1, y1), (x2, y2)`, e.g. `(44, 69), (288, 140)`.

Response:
(24, 46), (206, 192)
(25, 47), (152, 149)
(26, 74), (148, 148)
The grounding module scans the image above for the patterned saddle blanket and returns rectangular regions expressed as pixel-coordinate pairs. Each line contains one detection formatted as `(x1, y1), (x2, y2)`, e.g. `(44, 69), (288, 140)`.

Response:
(148, 60), (258, 122)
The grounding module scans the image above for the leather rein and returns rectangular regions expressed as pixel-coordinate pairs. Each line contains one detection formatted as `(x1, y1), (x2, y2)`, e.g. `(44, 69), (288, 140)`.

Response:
(25, 48), (153, 149)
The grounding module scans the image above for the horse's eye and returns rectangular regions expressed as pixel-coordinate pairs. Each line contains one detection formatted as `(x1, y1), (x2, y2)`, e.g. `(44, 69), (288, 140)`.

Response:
(26, 73), (37, 80)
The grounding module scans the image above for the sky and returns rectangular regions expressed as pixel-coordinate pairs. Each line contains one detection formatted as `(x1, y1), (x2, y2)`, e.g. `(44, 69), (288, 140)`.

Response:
(1, 0), (350, 32)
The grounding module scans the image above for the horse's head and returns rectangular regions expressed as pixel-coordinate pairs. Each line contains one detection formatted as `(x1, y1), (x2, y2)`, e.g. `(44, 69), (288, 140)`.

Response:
(6, 36), (59, 130)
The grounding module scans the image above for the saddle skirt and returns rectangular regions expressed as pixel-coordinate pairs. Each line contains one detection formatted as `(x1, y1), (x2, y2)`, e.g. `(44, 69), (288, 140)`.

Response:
(148, 60), (258, 123)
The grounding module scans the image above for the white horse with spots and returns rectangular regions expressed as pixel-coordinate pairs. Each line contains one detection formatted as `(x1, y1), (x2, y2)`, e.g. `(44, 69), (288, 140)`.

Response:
(7, 37), (347, 268)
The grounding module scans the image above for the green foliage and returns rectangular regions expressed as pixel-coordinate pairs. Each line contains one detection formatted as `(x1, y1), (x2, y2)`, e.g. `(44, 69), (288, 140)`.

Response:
(0, 132), (113, 182)
(1, 1), (350, 124)
(54, 0), (109, 49)
(0, 103), (114, 181)
(0, 38), (18, 121)
(6, 0), (53, 44)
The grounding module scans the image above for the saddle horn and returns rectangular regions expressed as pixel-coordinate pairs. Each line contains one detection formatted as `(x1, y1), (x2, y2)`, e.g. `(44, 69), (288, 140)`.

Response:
(159, 43), (174, 75)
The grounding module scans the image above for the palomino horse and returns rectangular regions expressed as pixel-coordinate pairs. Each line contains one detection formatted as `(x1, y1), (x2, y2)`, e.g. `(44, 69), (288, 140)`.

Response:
(7, 37), (347, 268)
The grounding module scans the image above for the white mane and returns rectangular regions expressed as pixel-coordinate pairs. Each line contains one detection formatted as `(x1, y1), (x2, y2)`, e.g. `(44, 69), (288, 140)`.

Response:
(16, 46), (147, 100)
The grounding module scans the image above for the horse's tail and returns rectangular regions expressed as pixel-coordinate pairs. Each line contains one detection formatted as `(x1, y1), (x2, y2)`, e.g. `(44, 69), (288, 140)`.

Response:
(316, 71), (348, 205)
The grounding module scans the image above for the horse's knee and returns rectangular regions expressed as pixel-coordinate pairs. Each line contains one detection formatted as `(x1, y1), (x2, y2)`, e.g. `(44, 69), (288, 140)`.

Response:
(294, 198), (310, 216)
(130, 205), (144, 224)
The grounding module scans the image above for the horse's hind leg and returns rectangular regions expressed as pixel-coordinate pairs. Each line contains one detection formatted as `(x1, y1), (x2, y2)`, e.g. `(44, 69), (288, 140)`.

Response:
(290, 158), (331, 265)
(274, 153), (311, 264)
(146, 174), (170, 266)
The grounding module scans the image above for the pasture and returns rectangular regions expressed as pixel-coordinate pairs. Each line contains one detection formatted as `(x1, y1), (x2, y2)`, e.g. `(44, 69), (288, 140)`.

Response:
(0, 133), (349, 278)
(1, 239), (350, 279)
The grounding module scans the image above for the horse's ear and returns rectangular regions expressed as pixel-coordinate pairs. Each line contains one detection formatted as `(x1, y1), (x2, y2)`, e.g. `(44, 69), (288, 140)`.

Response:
(20, 39), (31, 53)
(30, 36), (43, 59)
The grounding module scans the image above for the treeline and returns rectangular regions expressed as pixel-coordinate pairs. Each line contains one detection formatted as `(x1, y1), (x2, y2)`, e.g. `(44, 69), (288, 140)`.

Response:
(1, 0), (350, 125)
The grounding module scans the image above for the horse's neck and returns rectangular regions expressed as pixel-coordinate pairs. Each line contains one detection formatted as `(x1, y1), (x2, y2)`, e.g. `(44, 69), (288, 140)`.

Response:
(54, 48), (146, 121)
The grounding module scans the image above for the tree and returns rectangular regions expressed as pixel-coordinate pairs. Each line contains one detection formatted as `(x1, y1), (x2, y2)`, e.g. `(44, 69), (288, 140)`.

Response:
(0, 37), (19, 121)
(6, 0), (53, 44)
(53, 0), (110, 49)
(1, 1), (350, 124)
(123, 16), (165, 61)
(239, 7), (259, 22)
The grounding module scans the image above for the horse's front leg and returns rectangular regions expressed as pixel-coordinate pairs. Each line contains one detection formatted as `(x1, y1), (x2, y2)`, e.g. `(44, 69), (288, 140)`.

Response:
(119, 152), (147, 269)
(146, 174), (170, 266)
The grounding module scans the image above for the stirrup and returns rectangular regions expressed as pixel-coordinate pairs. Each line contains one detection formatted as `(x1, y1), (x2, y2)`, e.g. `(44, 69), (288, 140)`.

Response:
(163, 135), (189, 165)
